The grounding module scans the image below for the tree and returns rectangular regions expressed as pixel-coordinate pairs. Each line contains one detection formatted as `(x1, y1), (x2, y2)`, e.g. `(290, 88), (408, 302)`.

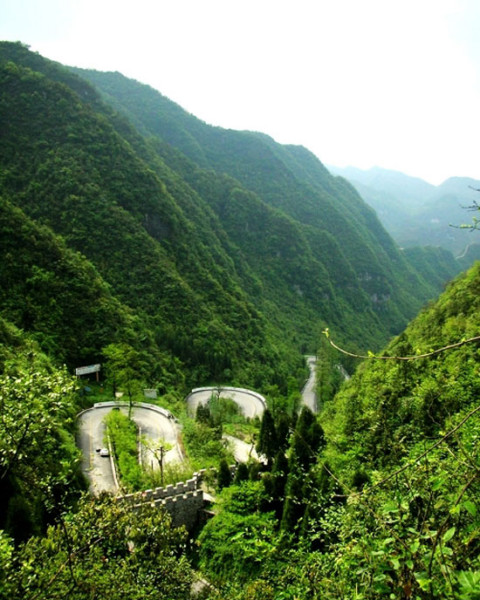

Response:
(103, 343), (149, 417)
(256, 409), (277, 466)
(196, 402), (212, 425)
(271, 450), (289, 499)
(217, 458), (232, 490)
(0, 495), (193, 599)
(289, 407), (325, 472)
(233, 462), (249, 484)
(280, 459), (306, 533)
(198, 481), (277, 584)
(274, 410), (292, 451)
(0, 359), (82, 540)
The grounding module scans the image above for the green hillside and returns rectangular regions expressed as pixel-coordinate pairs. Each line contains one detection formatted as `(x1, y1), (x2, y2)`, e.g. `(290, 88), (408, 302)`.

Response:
(73, 66), (452, 340)
(193, 262), (480, 600)
(0, 198), (153, 369)
(330, 165), (480, 259)
(0, 40), (457, 390)
(0, 42), (297, 389)
(1, 40), (479, 600)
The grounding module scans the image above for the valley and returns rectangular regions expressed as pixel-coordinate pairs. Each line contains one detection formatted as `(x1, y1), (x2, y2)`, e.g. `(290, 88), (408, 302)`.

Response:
(0, 41), (479, 600)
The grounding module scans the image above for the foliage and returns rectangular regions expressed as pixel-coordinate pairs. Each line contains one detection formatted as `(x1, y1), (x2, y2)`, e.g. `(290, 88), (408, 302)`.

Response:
(103, 343), (150, 413)
(0, 42), (299, 391)
(315, 337), (345, 404)
(256, 409), (277, 465)
(323, 262), (480, 477)
(198, 481), (277, 584)
(217, 459), (232, 490)
(208, 393), (245, 426)
(0, 495), (193, 599)
(70, 58), (455, 359)
(182, 418), (232, 470)
(0, 351), (84, 540)
(104, 410), (144, 491)
(0, 198), (143, 370)
(199, 261), (480, 598)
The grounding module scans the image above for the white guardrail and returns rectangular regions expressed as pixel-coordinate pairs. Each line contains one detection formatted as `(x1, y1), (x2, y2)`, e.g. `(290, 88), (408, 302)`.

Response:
(77, 401), (174, 420)
(187, 386), (267, 409)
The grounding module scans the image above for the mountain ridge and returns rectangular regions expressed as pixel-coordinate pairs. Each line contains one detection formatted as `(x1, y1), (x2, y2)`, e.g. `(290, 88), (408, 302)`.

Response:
(0, 41), (468, 390)
(71, 66), (457, 336)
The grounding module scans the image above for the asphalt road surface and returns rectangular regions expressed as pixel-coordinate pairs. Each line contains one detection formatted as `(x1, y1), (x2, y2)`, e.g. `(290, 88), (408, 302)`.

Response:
(77, 405), (118, 495)
(186, 387), (266, 420)
(77, 403), (182, 495)
(134, 407), (183, 471)
(301, 355), (317, 412)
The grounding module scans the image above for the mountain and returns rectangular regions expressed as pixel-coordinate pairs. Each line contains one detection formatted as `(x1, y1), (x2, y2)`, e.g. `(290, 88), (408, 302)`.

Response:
(70, 67), (458, 337)
(0, 43), (287, 389)
(2, 41), (480, 599)
(328, 165), (436, 209)
(329, 165), (480, 259)
(0, 41), (464, 392)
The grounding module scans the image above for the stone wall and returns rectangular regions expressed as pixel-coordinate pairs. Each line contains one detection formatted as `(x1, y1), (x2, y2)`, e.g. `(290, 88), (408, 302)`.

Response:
(116, 467), (236, 530)
(117, 470), (210, 531)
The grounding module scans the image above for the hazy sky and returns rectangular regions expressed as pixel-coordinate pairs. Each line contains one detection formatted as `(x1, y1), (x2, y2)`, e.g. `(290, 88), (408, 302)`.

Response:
(2, 0), (480, 184)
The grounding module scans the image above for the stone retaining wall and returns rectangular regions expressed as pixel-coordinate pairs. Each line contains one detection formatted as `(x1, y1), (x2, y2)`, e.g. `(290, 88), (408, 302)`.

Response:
(117, 470), (208, 531)
(117, 467), (236, 530)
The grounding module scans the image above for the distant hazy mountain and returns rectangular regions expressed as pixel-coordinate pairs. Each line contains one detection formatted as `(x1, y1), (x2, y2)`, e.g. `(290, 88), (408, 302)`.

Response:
(329, 165), (480, 258)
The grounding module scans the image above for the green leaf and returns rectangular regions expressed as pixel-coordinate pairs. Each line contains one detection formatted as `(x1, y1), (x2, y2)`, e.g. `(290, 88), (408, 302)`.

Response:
(457, 570), (480, 592)
(410, 540), (420, 553)
(443, 526), (456, 543)
(390, 558), (400, 571)
(463, 500), (477, 517)
(414, 572), (432, 591)
(382, 501), (399, 514)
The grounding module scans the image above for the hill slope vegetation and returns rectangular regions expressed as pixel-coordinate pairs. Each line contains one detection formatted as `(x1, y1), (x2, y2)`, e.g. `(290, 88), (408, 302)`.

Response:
(0, 41), (479, 600)
(0, 41), (459, 389)
(72, 66), (458, 340)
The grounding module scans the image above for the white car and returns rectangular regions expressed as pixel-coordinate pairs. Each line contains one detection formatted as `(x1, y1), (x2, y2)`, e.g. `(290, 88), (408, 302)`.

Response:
(99, 448), (110, 457)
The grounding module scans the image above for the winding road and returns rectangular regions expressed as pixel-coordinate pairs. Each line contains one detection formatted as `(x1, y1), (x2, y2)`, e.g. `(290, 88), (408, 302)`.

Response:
(186, 386), (266, 419)
(301, 355), (318, 412)
(77, 402), (182, 495)
(77, 362), (317, 494)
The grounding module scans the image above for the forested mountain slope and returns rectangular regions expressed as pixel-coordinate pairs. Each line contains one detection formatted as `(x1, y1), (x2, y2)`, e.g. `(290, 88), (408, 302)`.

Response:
(312, 260), (480, 599)
(1, 41), (479, 599)
(330, 165), (480, 260)
(75, 68), (454, 341)
(0, 198), (158, 369)
(0, 41), (463, 391)
(0, 42), (293, 388)
(195, 259), (480, 600)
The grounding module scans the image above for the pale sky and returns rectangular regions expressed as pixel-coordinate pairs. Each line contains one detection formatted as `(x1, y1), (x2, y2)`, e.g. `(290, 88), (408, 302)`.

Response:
(1, 0), (480, 185)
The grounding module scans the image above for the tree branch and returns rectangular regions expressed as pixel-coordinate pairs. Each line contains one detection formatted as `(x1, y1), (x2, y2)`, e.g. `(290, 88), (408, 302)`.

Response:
(323, 330), (480, 361)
